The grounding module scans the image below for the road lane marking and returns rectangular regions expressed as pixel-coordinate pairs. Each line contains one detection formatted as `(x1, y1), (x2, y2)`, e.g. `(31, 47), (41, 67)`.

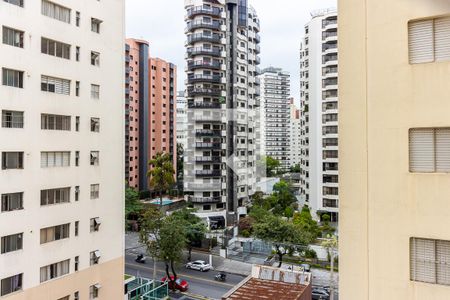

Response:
(125, 263), (235, 287)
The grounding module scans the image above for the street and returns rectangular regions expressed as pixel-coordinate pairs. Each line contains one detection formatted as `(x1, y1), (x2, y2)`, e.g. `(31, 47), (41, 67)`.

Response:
(125, 254), (246, 300)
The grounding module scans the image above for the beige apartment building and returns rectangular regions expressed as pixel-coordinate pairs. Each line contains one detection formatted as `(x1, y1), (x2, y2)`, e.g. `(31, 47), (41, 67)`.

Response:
(0, 0), (124, 299)
(340, 0), (450, 299)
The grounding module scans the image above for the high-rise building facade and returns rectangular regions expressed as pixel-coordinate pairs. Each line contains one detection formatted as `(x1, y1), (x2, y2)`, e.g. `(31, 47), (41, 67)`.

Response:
(184, 0), (261, 227)
(299, 9), (338, 222)
(0, 1), (124, 299)
(340, 1), (450, 299)
(259, 67), (291, 171)
(176, 91), (188, 150)
(125, 40), (177, 191)
(125, 39), (149, 190)
(289, 98), (301, 168)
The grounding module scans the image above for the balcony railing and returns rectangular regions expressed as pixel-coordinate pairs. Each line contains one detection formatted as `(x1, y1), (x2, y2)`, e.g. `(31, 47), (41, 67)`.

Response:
(195, 170), (222, 177)
(195, 129), (222, 137)
(187, 60), (221, 71)
(195, 156), (222, 163)
(255, 44), (261, 54)
(188, 102), (222, 109)
(186, 21), (221, 32)
(195, 142), (222, 149)
(189, 196), (222, 203)
(187, 74), (222, 84)
(187, 6), (221, 18)
(187, 88), (222, 97)
(187, 33), (221, 45)
(187, 47), (221, 57)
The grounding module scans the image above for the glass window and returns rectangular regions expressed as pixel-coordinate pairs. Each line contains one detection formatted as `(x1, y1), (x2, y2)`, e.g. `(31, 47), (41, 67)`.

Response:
(2, 26), (24, 48)
(1, 274), (23, 296)
(2, 110), (23, 128)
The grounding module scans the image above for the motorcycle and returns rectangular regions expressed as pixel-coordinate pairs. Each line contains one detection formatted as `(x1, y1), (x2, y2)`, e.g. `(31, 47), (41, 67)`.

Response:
(135, 253), (146, 264)
(214, 272), (227, 282)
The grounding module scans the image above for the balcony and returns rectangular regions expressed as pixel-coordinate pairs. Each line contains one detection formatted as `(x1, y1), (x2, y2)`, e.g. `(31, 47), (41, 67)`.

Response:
(186, 20), (221, 32)
(195, 169), (222, 177)
(255, 56), (261, 65)
(187, 47), (221, 58)
(195, 142), (222, 149)
(196, 129), (222, 137)
(195, 156), (222, 163)
(255, 33), (261, 43)
(187, 60), (221, 71)
(189, 196), (222, 203)
(187, 74), (222, 84)
(187, 33), (221, 45)
(188, 102), (222, 109)
(187, 88), (222, 97)
(187, 6), (221, 19)
(186, 181), (222, 191)
(255, 44), (261, 54)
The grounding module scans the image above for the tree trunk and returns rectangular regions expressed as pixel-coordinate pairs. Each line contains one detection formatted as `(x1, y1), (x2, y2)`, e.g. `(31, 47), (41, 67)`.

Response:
(171, 260), (177, 281)
(153, 255), (157, 288)
(276, 246), (283, 268)
(165, 262), (175, 291)
(160, 190), (163, 208)
(188, 246), (192, 262)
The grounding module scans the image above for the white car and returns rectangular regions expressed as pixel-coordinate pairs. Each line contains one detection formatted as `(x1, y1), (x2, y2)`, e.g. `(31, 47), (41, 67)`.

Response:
(186, 260), (212, 272)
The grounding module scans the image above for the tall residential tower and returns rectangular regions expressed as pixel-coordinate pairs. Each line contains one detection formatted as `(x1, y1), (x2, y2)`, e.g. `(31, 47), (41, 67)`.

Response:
(184, 0), (261, 228)
(1, 1), (124, 299)
(299, 9), (338, 222)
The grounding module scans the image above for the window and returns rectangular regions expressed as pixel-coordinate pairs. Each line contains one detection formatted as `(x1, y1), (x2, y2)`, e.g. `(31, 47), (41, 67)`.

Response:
(76, 11), (80, 26)
(2, 27), (23, 48)
(409, 17), (450, 64)
(2, 68), (23, 88)
(40, 187), (70, 206)
(2, 110), (23, 128)
(90, 118), (100, 132)
(75, 151), (79, 166)
(75, 186), (79, 201)
(40, 259), (70, 282)
(2, 152), (23, 169)
(90, 217), (101, 232)
(41, 75), (70, 95)
(1, 192), (23, 212)
(76, 46), (80, 61)
(3, 0), (23, 7)
(1, 274), (22, 296)
(90, 284), (100, 299)
(409, 128), (450, 172)
(1, 233), (23, 254)
(91, 18), (102, 33)
(74, 256), (79, 271)
(91, 51), (100, 66)
(74, 221), (79, 236)
(41, 37), (70, 59)
(90, 184), (99, 199)
(91, 84), (100, 99)
(40, 223), (70, 244)
(75, 81), (80, 96)
(74, 291), (79, 300)
(90, 151), (99, 166)
(41, 114), (71, 130)
(75, 116), (80, 131)
(41, 0), (71, 24)
(203, 204), (211, 211)
(40, 151), (70, 168)
(411, 237), (450, 285)
(90, 250), (100, 265)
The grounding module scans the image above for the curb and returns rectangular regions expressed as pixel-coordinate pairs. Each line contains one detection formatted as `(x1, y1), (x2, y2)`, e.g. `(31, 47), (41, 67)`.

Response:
(182, 292), (215, 300)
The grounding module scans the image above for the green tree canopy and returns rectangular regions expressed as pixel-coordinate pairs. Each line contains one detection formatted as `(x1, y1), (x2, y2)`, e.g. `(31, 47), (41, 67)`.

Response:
(293, 205), (321, 241)
(125, 187), (142, 220)
(147, 152), (175, 206)
(265, 156), (280, 177)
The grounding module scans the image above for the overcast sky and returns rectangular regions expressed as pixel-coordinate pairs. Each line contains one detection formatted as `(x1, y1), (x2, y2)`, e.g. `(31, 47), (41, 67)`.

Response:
(126, 0), (337, 105)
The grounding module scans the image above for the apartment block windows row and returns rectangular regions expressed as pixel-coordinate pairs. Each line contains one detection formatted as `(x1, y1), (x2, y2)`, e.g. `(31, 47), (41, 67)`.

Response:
(40, 223), (70, 244)
(409, 128), (450, 172)
(40, 259), (70, 283)
(41, 37), (70, 60)
(2, 110), (23, 128)
(0, 273), (22, 296)
(409, 17), (450, 64)
(41, 0), (71, 24)
(41, 114), (71, 131)
(1, 192), (23, 212)
(411, 237), (450, 286)
(2, 26), (24, 48)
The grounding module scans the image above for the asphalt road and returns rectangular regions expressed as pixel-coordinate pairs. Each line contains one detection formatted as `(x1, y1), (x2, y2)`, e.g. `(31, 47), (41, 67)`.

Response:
(125, 254), (246, 300)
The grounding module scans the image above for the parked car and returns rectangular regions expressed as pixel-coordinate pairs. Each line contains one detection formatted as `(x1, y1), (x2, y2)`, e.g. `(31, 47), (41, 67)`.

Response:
(312, 287), (330, 300)
(160, 276), (189, 292)
(186, 260), (212, 272)
(300, 263), (311, 272)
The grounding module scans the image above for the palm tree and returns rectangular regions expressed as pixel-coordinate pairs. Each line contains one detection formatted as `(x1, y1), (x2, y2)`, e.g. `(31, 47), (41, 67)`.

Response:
(147, 152), (175, 208)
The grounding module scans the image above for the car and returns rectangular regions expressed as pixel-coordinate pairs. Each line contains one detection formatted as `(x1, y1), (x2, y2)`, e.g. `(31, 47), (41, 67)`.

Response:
(186, 260), (212, 272)
(160, 276), (189, 292)
(312, 287), (330, 300)
(300, 263), (311, 272)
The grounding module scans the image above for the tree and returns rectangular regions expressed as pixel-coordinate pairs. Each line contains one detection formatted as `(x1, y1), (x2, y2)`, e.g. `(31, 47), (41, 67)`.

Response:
(265, 156), (280, 177)
(139, 207), (164, 284)
(171, 208), (207, 261)
(290, 164), (301, 173)
(253, 215), (309, 267)
(125, 187), (142, 221)
(293, 205), (321, 241)
(271, 180), (297, 216)
(238, 216), (255, 237)
(159, 215), (187, 290)
(147, 152), (175, 207)
(322, 235), (338, 300)
(176, 143), (184, 193)
(320, 214), (336, 236)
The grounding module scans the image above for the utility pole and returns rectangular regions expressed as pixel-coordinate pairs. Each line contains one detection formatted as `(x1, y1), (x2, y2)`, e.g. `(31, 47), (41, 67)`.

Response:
(321, 235), (338, 300)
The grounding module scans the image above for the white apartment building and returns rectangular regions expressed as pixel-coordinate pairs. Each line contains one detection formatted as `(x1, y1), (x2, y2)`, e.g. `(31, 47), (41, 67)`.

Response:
(184, 0), (261, 228)
(176, 91), (188, 150)
(299, 9), (338, 222)
(289, 99), (301, 168)
(0, 1), (124, 299)
(259, 67), (291, 172)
